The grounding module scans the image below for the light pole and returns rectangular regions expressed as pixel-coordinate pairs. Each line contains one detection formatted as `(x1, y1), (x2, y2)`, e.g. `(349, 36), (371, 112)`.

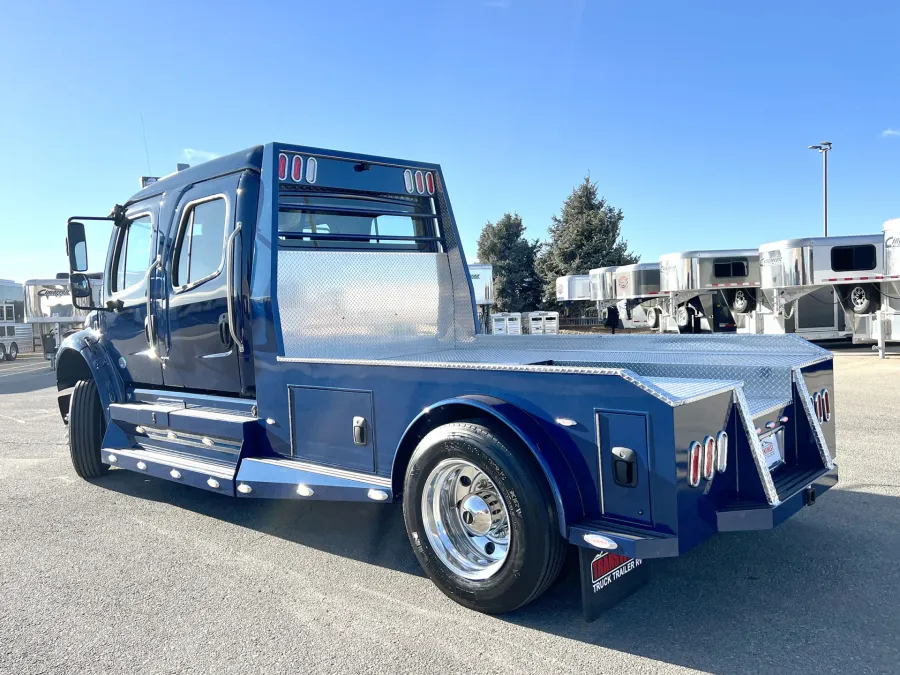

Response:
(808, 141), (832, 236)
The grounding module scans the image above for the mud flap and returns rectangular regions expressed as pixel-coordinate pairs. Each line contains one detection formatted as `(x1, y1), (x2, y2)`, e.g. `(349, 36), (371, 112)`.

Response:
(579, 547), (650, 622)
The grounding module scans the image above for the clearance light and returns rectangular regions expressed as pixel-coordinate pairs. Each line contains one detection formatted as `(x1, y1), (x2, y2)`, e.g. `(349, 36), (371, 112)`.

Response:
(583, 534), (618, 550)
(688, 441), (702, 488)
(702, 436), (716, 480)
(425, 171), (435, 195)
(813, 392), (823, 423)
(821, 389), (831, 422)
(716, 431), (728, 473)
(403, 169), (414, 193)
(306, 157), (318, 184)
(278, 153), (288, 181)
(415, 170), (425, 194)
(290, 155), (302, 182)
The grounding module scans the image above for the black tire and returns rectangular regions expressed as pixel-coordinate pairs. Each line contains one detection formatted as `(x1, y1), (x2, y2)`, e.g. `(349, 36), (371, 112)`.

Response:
(6, 343), (17, 361)
(0, 344), (5, 361)
(403, 421), (567, 615)
(68, 379), (109, 479)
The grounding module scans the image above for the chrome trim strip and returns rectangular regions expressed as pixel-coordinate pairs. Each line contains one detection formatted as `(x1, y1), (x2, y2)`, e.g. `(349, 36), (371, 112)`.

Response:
(733, 387), (780, 506)
(200, 349), (234, 359)
(104, 447), (236, 479)
(250, 457), (392, 488)
(594, 411), (605, 514)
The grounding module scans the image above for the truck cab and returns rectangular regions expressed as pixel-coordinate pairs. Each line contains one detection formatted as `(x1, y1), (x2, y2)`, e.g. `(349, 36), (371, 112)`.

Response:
(58, 143), (839, 620)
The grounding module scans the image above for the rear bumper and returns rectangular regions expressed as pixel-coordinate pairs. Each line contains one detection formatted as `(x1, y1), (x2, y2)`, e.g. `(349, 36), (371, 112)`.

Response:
(716, 465), (838, 532)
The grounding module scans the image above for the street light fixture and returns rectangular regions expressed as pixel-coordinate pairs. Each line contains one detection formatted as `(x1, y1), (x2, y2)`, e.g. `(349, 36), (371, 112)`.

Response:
(808, 141), (832, 236)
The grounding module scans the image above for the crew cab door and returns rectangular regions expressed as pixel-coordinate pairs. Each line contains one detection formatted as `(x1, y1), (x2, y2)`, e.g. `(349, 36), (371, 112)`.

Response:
(101, 199), (165, 388)
(160, 174), (244, 394)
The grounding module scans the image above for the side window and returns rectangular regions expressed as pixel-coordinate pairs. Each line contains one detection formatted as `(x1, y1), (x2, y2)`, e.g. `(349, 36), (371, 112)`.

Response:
(831, 245), (876, 273)
(111, 215), (153, 292)
(173, 198), (228, 288)
(3, 305), (13, 321)
(713, 258), (749, 278)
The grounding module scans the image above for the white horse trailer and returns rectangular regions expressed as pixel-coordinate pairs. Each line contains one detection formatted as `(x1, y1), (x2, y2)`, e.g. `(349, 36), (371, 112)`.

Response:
(757, 234), (884, 340)
(0, 279), (34, 361)
(613, 262), (663, 330)
(555, 275), (592, 302)
(658, 249), (760, 333)
(852, 220), (900, 345)
(24, 277), (101, 365)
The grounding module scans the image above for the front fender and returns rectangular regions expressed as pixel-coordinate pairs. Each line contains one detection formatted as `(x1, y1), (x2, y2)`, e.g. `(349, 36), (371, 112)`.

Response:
(393, 394), (584, 537)
(56, 329), (124, 421)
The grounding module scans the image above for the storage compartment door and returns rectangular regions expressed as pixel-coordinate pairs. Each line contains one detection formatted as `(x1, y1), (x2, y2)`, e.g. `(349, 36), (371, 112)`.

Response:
(596, 411), (653, 526)
(289, 386), (375, 473)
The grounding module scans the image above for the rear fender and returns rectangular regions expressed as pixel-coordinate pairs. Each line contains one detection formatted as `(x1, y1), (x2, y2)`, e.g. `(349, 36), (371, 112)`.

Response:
(392, 394), (584, 537)
(55, 330), (124, 422)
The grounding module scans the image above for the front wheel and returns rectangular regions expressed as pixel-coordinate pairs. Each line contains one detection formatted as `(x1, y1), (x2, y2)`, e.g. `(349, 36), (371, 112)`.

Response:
(403, 422), (566, 614)
(68, 379), (109, 479)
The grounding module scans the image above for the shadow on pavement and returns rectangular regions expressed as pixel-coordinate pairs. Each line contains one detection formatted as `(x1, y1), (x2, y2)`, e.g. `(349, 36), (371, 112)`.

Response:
(95, 472), (899, 674)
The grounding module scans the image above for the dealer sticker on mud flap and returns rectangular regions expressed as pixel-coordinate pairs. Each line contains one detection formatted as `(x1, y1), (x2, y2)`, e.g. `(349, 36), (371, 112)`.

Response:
(579, 548), (650, 622)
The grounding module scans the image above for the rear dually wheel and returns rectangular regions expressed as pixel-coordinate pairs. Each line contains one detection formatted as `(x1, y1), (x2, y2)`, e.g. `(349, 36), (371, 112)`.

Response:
(403, 421), (567, 615)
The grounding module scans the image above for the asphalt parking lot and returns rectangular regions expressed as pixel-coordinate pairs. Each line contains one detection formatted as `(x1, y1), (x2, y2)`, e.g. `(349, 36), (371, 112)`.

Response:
(1, 349), (899, 675)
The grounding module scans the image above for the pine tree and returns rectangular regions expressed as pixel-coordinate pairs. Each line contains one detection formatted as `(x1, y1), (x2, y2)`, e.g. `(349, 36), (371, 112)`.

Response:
(537, 178), (638, 305)
(476, 213), (543, 313)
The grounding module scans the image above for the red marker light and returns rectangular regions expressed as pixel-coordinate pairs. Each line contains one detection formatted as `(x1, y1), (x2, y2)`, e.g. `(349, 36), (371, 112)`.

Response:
(425, 171), (435, 195)
(688, 441), (702, 488)
(703, 436), (716, 480)
(278, 153), (288, 181)
(415, 170), (425, 194)
(291, 156), (303, 182)
(821, 389), (831, 422)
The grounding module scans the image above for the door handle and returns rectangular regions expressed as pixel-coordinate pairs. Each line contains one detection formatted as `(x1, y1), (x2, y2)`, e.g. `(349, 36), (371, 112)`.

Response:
(611, 447), (638, 487)
(352, 416), (368, 446)
(225, 222), (244, 353)
(145, 255), (162, 353)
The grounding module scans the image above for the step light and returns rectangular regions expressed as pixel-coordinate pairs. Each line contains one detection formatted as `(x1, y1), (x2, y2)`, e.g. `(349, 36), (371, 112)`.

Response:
(207, 478), (220, 489)
(237, 484), (252, 494)
(107, 454), (117, 464)
(169, 469), (182, 479)
(296, 484), (314, 497)
(583, 533), (618, 550)
(367, 489), (389, 501)
(136, 461), (147, 471)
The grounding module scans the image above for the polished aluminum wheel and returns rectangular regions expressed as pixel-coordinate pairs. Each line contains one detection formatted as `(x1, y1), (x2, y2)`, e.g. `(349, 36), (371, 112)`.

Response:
(733, 289), (748, 313)
(850, 286), (867, 310)
(421, 458), (511, 581)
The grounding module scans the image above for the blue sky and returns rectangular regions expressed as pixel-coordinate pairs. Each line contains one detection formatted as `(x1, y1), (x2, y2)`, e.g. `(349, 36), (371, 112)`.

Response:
(1, 0), (898, 281)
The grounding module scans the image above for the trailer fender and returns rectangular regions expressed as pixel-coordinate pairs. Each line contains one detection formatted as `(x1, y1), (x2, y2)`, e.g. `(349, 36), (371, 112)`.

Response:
(55, 331), (123, 422)
(392, 395), (583, 537)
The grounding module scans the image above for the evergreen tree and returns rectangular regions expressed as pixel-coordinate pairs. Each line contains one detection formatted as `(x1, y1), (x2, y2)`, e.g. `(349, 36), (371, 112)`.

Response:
(538, 178), (638, 305)
(476, 213), (543, 313)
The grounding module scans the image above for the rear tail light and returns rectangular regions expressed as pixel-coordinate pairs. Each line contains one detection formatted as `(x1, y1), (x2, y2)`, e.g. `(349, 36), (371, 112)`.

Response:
(415, 170), (425, 194)
(278, 153), (288, 181)
(403, 169), (414, 193)
(291, 155), (303, 182)
(716, 430), (728, 473)
(425, 171), (435, 195)
(702, 436), (716, 480)
(688, 441), (702, 487)
(821, 389), (831, 422)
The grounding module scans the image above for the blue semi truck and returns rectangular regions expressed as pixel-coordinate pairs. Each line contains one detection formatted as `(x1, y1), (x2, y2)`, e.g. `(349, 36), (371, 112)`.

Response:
(59, 144), (838, 619)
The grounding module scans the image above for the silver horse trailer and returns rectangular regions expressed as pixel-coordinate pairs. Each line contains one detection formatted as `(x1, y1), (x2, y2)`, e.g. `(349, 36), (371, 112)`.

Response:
(852, 220), (900, 345)
(0, 279), (34, 361)
(658, 249), (760, 333)
(613, 262), (663, 330)
(25, 276), (101, 366)
(757, 234), (884, 340)
(588, 266), (617, 311)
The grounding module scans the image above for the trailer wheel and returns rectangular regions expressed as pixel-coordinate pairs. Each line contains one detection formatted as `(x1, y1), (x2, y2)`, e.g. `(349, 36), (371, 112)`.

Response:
(675, 304), (693, 331)
(847, 284), (876, 315)
(646, 308), (660, 329)
(5, 343), (17, 361)
(403, 421), (566, 615)
(0, 344), (5, 361)
(68, 379), (109, 479)
(730, 289), (756, 314)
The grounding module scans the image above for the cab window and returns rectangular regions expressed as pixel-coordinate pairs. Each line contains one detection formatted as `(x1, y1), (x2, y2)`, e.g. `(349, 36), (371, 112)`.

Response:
(111, 215), (153, 292)
(172, 198), (228, 288)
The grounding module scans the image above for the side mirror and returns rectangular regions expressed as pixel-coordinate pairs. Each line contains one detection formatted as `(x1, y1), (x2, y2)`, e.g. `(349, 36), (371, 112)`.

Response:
(70, 273), (99, 310)
(67, 220), (88, 272)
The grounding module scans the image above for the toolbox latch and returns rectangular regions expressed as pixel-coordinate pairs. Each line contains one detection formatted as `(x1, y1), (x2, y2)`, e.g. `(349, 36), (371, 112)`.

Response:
(612, 447), (638, 487)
